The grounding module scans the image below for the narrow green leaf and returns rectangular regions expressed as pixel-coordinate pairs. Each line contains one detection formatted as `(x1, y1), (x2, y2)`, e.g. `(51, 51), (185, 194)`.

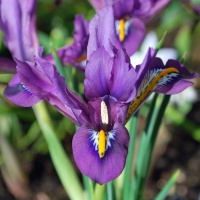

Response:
(130, 94), (170, 200)
(107, 182), (113, 200)
(156, 31), (167, 51)
(50, 44), (66, 78)
(94, 184), (106, 200)
(155, 170), (180, 200)
(83, 172), (94, 200)
(33, 102), (83, 200)
(122, 112), (139, 200)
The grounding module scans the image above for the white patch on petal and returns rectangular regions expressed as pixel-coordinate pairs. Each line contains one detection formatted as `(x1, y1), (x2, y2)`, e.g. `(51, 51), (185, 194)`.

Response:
(90, 130), (116, 152)
(101, 101), (109, 124)
(90, 130), (99, 151)
(106, 131), (116, 150)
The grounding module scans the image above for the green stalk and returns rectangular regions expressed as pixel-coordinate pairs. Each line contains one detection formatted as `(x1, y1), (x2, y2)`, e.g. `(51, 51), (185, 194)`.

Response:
(50, 44), (66, 78)
(33, 102), (83, 200)
(107, 182), (113, 200)
(130, 94), (170, 200)
(155, 170), (180, 200)
(94, 184), (106, 200)
(122, 112), (139, 200)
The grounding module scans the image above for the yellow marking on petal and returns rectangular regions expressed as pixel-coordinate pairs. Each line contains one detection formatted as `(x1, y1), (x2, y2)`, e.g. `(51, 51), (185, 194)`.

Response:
(98, 130), (106, 158)
(119, 19), (125, 42)
(75, 56), (87, 63)
(126, 67), (179, 121)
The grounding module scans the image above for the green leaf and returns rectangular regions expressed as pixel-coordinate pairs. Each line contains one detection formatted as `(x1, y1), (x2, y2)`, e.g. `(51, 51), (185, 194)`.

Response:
(156, 31), (167, 51)
(175, 25), (191, 56)
(50, 44), (66, 78)
(94, 184), (106, 200)
(33, 102), (83, 200)
(155, 170), (180, 200)
(130, 94), (171, 200)
(122, 112), (139, 200)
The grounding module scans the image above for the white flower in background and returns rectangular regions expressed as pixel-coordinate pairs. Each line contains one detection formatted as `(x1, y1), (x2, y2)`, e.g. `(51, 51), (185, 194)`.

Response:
(131, 31), (197, 106)
(130, 31), (178, 67)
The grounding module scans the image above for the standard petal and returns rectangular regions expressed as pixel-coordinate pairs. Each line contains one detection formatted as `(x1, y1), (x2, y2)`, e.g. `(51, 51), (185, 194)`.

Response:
(0, 58), (16, 73)
(44, 14), (88, 71)
(84, 47), (113, 100)
(4, 74), (42, 107)
(0, 0), (38, 61)
(109, 49), (136, 102)
(72, 123), (129, 184)
(113, 0), (134, 18)
(142, 0), (172, 22)
(87, 6), (120, 58)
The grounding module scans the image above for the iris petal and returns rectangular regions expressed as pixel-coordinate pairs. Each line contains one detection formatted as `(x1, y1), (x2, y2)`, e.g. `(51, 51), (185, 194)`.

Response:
(4, 74), (42, 107)
(72, 123), (129, 184)
(125, 48), (198, 122)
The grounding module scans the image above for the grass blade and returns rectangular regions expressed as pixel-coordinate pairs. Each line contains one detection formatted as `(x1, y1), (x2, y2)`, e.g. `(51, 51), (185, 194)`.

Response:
(33, 102), (83, 200)
(155, 170), (180, 200)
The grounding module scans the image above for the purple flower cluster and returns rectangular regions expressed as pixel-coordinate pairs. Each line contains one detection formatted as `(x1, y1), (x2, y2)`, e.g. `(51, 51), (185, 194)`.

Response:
(0, 0), (198, 184)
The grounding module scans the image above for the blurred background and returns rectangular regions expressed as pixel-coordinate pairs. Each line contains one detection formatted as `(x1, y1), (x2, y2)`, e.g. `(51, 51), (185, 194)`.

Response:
(0, 0), (200, 199)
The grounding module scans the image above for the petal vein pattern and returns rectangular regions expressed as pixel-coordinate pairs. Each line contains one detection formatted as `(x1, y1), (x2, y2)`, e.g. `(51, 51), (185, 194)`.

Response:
(126, 65), (193, 122)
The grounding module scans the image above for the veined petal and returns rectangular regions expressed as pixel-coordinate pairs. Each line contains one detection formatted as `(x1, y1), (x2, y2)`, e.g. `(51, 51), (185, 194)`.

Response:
(109, 49), (136, 102)
(84, 47), (113, 100)
(85, 47), (136, 102)
(4, 74), (42, 107)
(72, 123), (129, 184)
(113, 0), (134, 18)
(116, 17), (145, 56)
(126, 51), (198, 122)
(0, 58), (16, 73)
(16, 56), (90, 126)
(0, 0), (38, 61)
(87, 6), (120, 59)
(44, 14), (88, 71)
(141, 0), (172, 22)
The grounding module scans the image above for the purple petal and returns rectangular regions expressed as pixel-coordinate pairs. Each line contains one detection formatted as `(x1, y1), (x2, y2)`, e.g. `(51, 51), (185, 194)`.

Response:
(154, 59), (198, 94)
(87, 6), (120, 59)
(4, 74), (42, 107)
(141, 0), (172, 22)
(16, 57), (90, 126)
(44, 15), (88, 71)
(120, 17), (145, 56)
(113, 0), (134, 18)
(109, 49), (136, 102)
(73, 14), (89, 43)
(88, 0), (104, 10)
(0, 58), (16, 73)
(0, 0), (38, 61)
(72, 123), (129, 184)
(84, 47), (113, 100)
(125, 52), (198, 122)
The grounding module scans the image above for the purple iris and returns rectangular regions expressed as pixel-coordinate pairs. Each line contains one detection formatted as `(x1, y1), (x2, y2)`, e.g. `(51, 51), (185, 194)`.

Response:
(0, 0), (43, 106)
(4, 7), (197, 184)
(88, 0), (171, 56)
(44, 14), (89, 72)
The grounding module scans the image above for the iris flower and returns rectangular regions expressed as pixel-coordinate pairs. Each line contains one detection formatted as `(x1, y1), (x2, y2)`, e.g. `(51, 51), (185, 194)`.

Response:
(0, 0), (89, 106)
(44, 14), (89, 71)
(88, 0), (171, 56)
(4, 7), (197, 184)
(0, 0), (43, 106)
